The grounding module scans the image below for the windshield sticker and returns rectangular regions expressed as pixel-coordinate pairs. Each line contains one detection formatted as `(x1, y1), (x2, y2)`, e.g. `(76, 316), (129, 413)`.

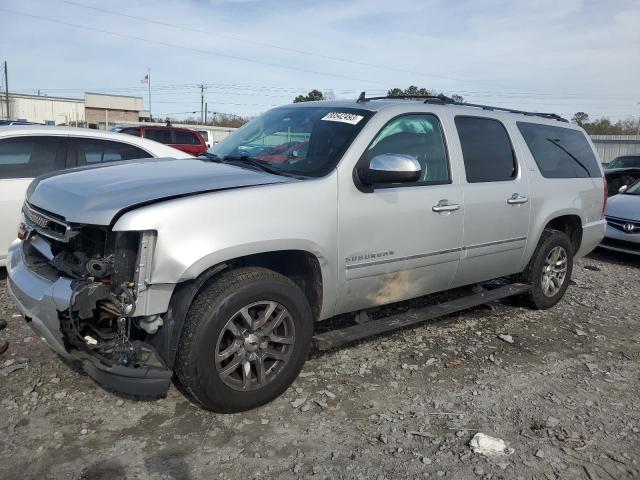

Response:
(321, 112), (364, 125)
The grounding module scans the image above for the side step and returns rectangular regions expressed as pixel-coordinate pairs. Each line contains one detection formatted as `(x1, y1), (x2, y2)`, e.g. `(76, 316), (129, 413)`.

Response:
(313, 283), (531, 351)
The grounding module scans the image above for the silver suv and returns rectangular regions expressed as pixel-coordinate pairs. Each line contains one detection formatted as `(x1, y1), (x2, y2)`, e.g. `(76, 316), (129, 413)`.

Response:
(6, 95), (606, 412)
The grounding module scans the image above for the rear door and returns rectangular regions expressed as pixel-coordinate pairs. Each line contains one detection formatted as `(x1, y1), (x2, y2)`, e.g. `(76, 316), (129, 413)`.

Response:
(451, 116), (531, 287)
(0, 136), (66, 262)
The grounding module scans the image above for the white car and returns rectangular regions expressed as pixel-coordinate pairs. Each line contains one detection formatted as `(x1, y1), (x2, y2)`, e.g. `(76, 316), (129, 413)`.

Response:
(0, 126), (191, 266)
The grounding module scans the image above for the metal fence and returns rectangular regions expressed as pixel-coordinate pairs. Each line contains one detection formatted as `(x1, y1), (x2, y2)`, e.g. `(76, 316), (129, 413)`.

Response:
(590, 135), (640, 165)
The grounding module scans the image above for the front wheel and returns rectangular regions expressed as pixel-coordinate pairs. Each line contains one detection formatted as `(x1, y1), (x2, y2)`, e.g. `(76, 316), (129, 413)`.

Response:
(521, 229), (574, 310)
(175, 267), (313, 412)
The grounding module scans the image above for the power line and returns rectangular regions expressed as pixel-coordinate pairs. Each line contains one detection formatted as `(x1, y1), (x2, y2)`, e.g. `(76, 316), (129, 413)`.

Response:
(57, 0), (510, 90)
(0, 7), (394, 88)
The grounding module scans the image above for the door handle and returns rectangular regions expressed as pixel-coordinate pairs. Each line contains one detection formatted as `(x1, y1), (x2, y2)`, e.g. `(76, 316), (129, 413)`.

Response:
(432, 199), (460, 213)
(507, 193), (529, 205)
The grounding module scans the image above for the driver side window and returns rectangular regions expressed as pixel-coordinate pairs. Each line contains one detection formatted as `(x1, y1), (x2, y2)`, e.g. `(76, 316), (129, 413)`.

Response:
(367, 114), (450, 184)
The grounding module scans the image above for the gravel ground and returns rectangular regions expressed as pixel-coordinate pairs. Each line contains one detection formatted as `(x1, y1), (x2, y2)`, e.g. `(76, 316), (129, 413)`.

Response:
(1, 249), (639, 480)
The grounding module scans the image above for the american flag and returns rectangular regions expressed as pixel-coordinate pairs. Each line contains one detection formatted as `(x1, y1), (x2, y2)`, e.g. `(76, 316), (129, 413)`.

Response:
(141, 74), (149, 85)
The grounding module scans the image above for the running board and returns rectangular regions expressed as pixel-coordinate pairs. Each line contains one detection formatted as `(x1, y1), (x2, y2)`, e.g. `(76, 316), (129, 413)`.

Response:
(313, 283), (531, 351)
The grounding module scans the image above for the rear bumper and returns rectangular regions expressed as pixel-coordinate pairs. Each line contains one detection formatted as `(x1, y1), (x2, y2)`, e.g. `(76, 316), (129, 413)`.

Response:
(6, 240), (172, 397)
(576, 220), (606, 257)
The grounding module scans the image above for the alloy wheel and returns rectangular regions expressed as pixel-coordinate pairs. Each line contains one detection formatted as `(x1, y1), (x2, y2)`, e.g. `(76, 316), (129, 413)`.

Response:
(541, 246), (568, 297)
(214, 301), (295, 391)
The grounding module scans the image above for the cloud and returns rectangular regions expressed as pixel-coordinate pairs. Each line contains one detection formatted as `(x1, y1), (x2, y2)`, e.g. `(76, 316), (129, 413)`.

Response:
(1, 0), (638, 119)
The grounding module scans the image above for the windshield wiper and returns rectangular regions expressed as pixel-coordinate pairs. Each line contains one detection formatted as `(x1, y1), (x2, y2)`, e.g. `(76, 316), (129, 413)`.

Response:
(200, 152), (305, 178)
(222, 155), (285, 176)
(199, 151), (223, 162)
(546, 138), (591, 177)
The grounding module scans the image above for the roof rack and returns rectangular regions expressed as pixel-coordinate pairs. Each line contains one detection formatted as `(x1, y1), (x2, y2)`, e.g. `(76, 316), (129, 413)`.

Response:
(357, 92), (454, 103)
(356, 91), (568, 122)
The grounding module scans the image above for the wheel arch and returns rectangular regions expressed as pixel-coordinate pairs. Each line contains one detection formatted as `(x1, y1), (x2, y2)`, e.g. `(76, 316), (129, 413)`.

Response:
(150, 248), (326, 369)
(543, 214), (583, 255)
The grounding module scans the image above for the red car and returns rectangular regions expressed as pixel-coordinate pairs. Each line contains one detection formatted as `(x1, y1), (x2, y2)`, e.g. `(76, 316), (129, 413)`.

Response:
(116, 126), (208, 156)
(255, 141), (309, 164)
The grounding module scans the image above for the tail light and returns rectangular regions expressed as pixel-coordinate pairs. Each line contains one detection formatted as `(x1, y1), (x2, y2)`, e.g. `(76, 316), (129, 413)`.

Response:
(601, 176), (608, 219)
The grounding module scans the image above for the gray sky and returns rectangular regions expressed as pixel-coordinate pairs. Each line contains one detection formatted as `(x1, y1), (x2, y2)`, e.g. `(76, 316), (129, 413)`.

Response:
(1, 0), (639, 121)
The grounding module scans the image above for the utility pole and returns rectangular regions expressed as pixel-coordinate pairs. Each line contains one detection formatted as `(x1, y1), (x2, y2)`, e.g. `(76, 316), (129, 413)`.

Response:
(148, 67), (152, 122)
(204, 102), (208, 125)
(3, 61), (9, 120)
(200, 84), (206, 124)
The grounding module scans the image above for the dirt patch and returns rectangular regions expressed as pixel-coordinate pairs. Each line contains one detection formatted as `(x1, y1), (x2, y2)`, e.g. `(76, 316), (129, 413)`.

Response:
(1, 249), (639, 479)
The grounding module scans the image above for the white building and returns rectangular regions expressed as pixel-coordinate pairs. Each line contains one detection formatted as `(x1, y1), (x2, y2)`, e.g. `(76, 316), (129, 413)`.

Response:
(2, 92), (85, 125)
(1, 92), (149, 127)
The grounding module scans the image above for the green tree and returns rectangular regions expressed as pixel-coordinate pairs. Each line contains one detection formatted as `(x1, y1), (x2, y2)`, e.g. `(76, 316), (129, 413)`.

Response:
(571, 112), (589, 126)
(386, 86), (464, 102)
(387, 85), (434, 97)
(293, 89), (325, 103)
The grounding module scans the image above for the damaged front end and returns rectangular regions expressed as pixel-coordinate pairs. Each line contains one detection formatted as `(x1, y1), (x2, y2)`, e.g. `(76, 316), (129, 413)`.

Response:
(8, 203), (172, 397)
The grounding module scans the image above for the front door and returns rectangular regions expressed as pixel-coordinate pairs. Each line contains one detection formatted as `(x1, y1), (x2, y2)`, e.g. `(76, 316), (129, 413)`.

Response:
(451, 116), (531, 287)
(335, 113), (464, 315)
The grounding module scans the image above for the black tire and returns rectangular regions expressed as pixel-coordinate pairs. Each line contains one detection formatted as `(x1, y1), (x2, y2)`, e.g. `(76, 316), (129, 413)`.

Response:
(520, 229), (574, 310)
(174, 267), (313, 412)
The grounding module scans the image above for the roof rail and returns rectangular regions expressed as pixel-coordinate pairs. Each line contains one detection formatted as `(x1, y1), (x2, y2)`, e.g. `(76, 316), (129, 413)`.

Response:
(357, 92), (454, 103)
(356, 91), (568, 122)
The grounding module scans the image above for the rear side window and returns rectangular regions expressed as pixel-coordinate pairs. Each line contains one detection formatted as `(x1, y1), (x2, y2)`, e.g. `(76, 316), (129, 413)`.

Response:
(120, 128), (140, 136)
(455, 117), (517, 183)
(174, 130), (201, 145)
(0, 136), (62, 179)
(74, 139), (150, 165)
(517, 122), (601, 178)
(144, 129), (173, 144)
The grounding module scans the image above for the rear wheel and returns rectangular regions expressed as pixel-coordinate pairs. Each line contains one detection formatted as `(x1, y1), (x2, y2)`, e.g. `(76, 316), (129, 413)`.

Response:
(521, 229), (574, 309)
(175, 267), (313, 412)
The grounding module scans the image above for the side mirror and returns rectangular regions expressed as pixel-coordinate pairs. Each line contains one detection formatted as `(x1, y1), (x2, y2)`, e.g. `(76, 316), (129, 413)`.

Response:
(359, 154), (421, 186)
(619, 185), (628, 194)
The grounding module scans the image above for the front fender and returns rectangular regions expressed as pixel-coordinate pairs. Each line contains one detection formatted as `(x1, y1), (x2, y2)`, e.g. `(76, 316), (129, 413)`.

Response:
(112, 176), (339, 317)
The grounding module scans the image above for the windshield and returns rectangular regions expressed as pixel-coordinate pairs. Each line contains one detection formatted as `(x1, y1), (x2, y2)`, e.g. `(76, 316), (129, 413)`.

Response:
(209, 106), (372, 177)
(607, 156), (640, 169)
(624, 178), (640, 195)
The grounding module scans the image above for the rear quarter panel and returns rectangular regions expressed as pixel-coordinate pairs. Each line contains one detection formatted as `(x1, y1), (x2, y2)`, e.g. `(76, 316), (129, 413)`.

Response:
(509, 122), (605, 264)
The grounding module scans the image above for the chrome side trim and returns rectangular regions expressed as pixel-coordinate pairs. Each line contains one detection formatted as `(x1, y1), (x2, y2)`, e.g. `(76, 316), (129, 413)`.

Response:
(464, 236), (527, 251)
(345, 236), (527, 271)
(345, 247), (462, 270)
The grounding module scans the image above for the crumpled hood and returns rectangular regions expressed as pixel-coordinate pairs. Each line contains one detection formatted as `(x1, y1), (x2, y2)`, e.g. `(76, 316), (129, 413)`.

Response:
(27, 157), (294, 225)
(606, 193), (640, 222)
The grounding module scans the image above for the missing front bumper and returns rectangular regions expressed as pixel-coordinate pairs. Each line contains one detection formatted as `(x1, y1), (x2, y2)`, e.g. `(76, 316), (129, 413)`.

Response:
(6, 240), (172, 397)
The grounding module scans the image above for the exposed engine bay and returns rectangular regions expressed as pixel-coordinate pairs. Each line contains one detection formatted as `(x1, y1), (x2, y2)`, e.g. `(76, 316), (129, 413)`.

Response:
(20, 203), (168, 379)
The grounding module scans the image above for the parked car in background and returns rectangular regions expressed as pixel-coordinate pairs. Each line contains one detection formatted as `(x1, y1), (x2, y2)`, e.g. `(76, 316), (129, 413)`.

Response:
(6, 97), (605, 412)
(115, 125), (207, 156)
(198, 130), (212, 149)
(0, 120), (43, 126)
(605, 154), (640, 170)
(604, 167), (640, 197)
(601, 178), (640, 255)
(255, 141), (309, 164)
(0, 126), (191, 266)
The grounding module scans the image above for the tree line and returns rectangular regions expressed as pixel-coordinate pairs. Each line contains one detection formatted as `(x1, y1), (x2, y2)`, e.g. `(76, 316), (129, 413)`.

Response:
(571, 112), (638, 135)
(293, 86), (465, 103)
